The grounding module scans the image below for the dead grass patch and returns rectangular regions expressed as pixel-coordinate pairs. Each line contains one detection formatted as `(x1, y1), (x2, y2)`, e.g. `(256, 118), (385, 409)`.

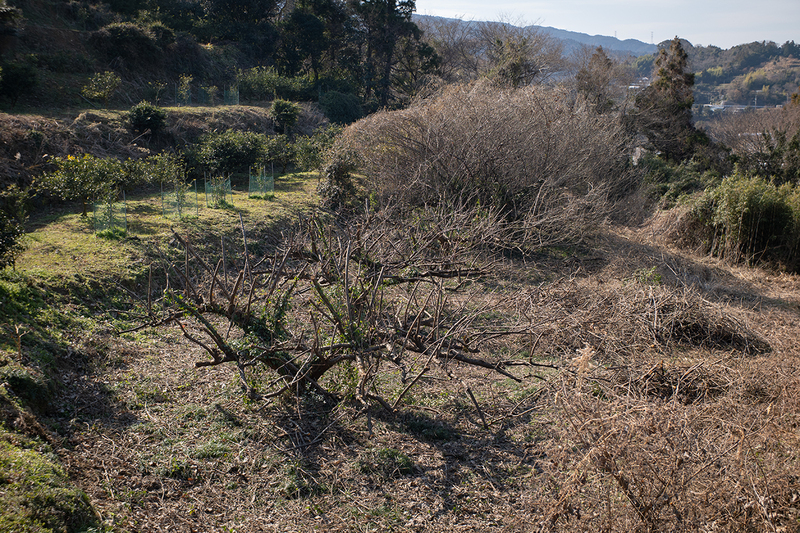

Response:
(9, 175), (800, 531)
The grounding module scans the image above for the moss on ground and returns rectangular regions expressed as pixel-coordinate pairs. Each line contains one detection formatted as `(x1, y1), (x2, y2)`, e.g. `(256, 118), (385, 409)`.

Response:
(0, 435), (99, 533)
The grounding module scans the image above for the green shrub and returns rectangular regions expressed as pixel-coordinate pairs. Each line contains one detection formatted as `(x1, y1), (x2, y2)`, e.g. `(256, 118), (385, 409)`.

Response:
(125, 152), (184, 184)
(237, 67), (314, 101)
(89, 22), (161, 67)
(146, 80), (167, 104)
(148, 21), (175, 49)
(200, 85), (218, 105)
(640, 152), (719, 206)
(691, 168), (800, 268)
(198, 130), (268, 174)
(293, 124), (343, 172)
(128, 101), (167, 136)
(177, 74), (193, 105)
(40, 154), (167, 215)
(318, 146), (359, 210)
(739, 129), (800, 186)
(319, 91), (362, 125)
(264, 134), (293, 173)
(269, 98), (301, 134)
(81, 70), (121, 107)
(40, 154), (123, 215)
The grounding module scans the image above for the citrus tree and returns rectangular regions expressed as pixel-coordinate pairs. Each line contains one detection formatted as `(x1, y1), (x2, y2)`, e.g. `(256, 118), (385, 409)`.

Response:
(81, 71), (122, 108)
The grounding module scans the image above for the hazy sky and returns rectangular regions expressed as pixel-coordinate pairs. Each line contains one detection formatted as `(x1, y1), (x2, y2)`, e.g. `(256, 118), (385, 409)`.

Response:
(414, 0), (799, 49)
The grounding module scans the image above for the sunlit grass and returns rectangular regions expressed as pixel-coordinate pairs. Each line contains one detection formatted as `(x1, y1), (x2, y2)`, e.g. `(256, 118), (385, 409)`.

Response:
(17, 172), (320, 281)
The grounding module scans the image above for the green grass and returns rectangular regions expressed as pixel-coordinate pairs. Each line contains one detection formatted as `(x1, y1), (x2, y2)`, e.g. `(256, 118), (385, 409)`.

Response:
(0, 435), (99, 533)
(356, 447), (414, 478)
(0, 172), (321, 533)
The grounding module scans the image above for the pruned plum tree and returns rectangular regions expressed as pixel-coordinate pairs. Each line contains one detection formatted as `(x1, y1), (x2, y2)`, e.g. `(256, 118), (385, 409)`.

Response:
(135, 206), (540, 410)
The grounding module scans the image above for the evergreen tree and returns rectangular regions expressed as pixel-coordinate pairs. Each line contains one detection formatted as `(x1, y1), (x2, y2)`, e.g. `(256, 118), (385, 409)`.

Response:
(276, 10), (327, 80)
(353, 0), (417, 107)
(631, 37), (706, 161)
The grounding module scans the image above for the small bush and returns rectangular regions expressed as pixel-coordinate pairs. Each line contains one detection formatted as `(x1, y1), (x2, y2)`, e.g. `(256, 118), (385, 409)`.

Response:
(40, 154), (167, 215)
(269, 98), (301, 134)
(128, 101), (167, 136)
(293, 124), (343, 172)
(319, 91), (362, 125)
(640, 153), (719, 206)
(237, 67), (314, 101)
(264, 134), (293, 173)
(40, 154), (124, 215)
(318, 146), (359, 211)
(177, 74), (192, 105)
(89, 22), (161, 68)
(148, 21), (175, 49)
(125, 153), (184, 185)
(198, 130), (268, 174)
(81, 70), (121, 107)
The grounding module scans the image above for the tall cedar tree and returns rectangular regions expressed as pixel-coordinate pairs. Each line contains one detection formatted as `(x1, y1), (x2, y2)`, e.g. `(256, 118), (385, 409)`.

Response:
(632, 37), (706, 161)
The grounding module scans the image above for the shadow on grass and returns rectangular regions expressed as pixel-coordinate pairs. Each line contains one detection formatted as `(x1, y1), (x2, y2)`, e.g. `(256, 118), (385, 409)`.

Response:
(263, 387), (546, 519)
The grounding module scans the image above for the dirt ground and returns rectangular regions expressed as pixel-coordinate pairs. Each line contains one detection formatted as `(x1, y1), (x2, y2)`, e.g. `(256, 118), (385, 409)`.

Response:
(46, 218), (800, 532)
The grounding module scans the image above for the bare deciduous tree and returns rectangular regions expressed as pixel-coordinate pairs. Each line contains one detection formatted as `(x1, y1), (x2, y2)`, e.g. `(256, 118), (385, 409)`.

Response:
(418, 16), (564, 86)
(136, 207), (540, 410)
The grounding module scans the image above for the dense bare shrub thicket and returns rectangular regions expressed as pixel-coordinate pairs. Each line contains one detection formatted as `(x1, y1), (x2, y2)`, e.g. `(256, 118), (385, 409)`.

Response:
(704, 103), (800, 185)
(327, 81), (639, 246)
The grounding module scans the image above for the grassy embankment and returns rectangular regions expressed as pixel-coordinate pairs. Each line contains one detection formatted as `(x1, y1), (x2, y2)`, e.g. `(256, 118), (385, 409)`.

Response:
(0, 173), (318, 532)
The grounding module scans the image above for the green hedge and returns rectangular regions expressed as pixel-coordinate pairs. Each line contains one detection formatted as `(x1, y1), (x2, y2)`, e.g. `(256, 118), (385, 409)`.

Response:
(198, 129), (268, 174)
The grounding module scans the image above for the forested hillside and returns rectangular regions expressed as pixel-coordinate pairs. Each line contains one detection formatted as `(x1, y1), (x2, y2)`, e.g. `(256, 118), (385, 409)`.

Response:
(1, 0), (798, 117)
(633, 39), (800, 106)
(0, 0), (437, 112)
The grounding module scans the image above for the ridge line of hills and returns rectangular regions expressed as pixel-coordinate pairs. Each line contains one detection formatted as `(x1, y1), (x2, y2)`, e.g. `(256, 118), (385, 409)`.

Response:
(413, 14), (658, 57)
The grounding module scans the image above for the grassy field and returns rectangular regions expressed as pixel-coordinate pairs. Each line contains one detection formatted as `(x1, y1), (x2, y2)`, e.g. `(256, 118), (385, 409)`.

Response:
(3, 171), (800, 532)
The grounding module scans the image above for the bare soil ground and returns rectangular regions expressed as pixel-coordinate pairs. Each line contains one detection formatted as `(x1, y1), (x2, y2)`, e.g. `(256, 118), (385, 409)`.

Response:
(44, 212), (800, 532)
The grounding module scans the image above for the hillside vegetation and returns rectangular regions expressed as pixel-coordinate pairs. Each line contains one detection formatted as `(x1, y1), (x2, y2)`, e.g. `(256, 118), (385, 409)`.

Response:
(633, 39), (800, 106)
(2, 1), (800, 531)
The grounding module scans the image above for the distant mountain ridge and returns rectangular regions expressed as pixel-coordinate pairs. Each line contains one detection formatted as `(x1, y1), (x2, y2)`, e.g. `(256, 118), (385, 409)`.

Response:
(530, 25), (658, 56)
(413, 14), (658, 57)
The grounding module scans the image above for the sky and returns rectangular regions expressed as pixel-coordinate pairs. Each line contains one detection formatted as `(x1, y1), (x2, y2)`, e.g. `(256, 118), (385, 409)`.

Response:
(413, 0), (800, 49)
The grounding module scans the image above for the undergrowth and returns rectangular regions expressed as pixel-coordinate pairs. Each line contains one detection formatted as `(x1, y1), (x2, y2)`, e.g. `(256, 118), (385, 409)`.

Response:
(0, 434), (99, 533)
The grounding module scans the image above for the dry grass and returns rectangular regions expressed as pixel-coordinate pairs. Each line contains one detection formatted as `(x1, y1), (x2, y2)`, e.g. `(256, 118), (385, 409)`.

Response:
(6, 152), (800, 532)
(30, 209), (799, 532)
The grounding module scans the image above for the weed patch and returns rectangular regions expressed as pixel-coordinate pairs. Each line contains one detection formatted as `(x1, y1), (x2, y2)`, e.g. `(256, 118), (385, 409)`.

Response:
(356, 447), (414, 478)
